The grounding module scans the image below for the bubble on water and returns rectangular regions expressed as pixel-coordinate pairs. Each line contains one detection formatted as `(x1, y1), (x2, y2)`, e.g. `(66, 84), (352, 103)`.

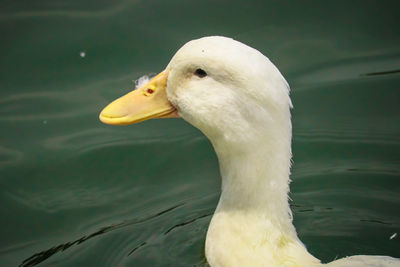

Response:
(80, 51), (86, 58)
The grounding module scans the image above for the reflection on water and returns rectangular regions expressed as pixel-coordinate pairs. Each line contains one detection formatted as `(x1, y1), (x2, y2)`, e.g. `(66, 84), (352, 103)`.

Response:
(0, 0), (399, 266)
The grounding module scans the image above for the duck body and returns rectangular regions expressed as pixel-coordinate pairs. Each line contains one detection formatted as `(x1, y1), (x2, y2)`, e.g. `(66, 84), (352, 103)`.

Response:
(100, 36), (400, 267)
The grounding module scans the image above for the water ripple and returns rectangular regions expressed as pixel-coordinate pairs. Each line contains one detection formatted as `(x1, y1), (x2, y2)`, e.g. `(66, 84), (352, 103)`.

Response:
(294, 160), (400, 180)
(164, 213), (212, 235)
(0, 71), (142, 122)
(5, 185), (140, 212)
(42, 127), (202, 155)
(19, 203), (184, 267)
(292, 53), (400, 87)
(0, 0), (138, 20)
(0, 146), (23, 168)
(294, 117), (400, 144)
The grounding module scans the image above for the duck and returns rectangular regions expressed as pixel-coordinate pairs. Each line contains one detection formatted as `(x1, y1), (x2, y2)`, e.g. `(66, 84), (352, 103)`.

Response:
(99, 36), (400, 267)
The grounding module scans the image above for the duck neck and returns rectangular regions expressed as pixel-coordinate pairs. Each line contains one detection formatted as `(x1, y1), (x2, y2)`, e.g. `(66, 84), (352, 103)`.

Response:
(205, 110), (320, 266)
(212, 112), (294, 229)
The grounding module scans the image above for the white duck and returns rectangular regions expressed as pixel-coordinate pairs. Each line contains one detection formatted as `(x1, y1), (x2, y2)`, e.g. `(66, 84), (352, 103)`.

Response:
(99, 36), (399, 267)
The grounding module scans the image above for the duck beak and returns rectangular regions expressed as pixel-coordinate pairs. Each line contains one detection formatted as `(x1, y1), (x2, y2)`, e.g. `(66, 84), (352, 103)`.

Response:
(99, 70), (178, 125)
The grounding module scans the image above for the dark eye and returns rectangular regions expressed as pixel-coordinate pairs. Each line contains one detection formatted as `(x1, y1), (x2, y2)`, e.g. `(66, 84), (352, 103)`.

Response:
(194, 68), (207, 78)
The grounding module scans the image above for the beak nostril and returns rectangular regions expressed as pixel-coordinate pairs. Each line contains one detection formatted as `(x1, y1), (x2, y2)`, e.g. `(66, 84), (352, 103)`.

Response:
(147, 88), (154, 94)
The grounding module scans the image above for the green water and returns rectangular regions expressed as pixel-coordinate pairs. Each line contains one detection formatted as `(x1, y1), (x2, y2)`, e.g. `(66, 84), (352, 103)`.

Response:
(1, 1), (399, 266)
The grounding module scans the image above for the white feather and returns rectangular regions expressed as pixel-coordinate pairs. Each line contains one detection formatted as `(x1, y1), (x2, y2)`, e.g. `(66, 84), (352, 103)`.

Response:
(134, 74), (153, 89)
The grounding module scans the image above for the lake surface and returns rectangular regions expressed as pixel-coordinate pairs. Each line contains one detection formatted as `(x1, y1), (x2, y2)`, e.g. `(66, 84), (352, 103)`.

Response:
(0, 1), (399, 266)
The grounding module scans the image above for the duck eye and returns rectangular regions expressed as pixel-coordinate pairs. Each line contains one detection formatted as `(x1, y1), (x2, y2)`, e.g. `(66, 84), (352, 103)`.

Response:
(194, 68), (207, 78)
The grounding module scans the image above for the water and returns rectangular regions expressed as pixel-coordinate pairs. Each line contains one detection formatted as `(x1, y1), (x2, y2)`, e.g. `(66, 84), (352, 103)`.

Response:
(1, 0), (399, 266)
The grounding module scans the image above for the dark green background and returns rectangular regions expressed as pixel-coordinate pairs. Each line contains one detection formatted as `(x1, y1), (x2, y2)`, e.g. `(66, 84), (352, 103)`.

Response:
(1, 0), (399, 266)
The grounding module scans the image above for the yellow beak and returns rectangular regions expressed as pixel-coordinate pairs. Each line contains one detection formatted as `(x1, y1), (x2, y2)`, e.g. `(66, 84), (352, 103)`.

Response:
(99, 70), (178, 125)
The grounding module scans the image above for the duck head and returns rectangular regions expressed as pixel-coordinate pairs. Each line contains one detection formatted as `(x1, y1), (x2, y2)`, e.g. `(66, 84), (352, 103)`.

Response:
(100, 36), (291, 145)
